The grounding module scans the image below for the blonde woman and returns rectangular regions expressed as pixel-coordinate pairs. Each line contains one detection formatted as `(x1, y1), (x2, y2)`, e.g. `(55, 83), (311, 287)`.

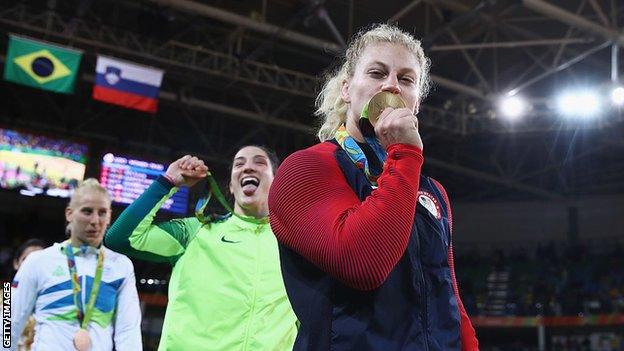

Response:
(269, 24), (479, 350)
(10, 179), (141, 351)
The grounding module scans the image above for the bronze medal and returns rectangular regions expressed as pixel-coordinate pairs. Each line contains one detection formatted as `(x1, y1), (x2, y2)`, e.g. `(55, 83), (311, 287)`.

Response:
(366, 91), (406, 126)
(73, 329), (92, 351)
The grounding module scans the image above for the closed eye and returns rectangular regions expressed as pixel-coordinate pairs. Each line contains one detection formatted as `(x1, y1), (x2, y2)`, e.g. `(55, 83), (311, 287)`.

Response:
(368, 70), (386, 79)
(253, 156), (269, 166)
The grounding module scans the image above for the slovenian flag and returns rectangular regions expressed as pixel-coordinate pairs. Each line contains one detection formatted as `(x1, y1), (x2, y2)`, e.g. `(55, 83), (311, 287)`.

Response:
(93, 55), (164, 113)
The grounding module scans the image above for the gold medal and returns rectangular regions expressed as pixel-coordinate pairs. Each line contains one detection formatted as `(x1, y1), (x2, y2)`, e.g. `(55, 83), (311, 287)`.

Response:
(73, 329), (92, 351)
(366, 91), (406, 126)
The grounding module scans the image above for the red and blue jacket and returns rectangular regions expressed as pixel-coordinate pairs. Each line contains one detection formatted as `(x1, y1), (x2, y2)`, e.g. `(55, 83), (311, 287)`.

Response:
(269, 141), (479, 351)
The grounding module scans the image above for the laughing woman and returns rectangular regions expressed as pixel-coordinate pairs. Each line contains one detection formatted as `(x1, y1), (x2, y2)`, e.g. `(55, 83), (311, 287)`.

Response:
(105, 146), (297, 350)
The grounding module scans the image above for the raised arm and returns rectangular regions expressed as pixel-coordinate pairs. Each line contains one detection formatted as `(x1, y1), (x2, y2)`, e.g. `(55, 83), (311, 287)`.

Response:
(269, 143), (423, 291)
(104, 155), (208, 264)
(104, 176), (198, 264)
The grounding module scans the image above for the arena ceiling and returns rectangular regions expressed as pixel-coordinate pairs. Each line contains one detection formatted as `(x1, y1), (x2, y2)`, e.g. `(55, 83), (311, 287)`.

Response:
(1, 0), (624, 202)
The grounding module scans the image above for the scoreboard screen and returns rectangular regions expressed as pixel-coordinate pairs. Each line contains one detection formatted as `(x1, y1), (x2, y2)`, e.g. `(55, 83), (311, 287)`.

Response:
(100, 153), (188, 214)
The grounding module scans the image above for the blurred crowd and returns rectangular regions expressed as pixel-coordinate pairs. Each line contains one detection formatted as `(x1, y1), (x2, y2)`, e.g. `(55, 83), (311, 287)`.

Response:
(456, 240), (624, 317)
(0, 128), (87, 162)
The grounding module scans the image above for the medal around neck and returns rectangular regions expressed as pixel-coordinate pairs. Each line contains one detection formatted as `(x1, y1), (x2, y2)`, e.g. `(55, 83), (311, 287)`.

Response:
(64, 242), (103, 351)
(73, 329), (92, 351)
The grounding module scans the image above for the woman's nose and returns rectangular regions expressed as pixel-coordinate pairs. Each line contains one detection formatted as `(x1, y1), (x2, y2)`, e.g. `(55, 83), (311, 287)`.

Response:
(242, 163), (256, 172)
(90, 214), (99, 224)
(381, 76), (400, 94)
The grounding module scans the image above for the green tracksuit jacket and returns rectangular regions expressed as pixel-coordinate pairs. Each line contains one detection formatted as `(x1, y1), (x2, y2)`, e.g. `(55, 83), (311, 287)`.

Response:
(105, 176), (297, 351)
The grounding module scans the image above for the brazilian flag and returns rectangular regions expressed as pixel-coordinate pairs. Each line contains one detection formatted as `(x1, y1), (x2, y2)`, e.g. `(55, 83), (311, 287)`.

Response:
(3, 35), (82, 93)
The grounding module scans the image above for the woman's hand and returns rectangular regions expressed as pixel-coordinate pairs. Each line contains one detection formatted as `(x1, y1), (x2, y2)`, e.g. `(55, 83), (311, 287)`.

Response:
(374, 107), (423, 150)
(164, 155), (209, 187)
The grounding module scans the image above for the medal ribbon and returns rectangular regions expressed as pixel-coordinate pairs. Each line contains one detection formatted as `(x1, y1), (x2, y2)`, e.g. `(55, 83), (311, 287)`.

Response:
(194, 172), (268, 225)
(334, 124), (387, 186)
(65, 242), (104, 329)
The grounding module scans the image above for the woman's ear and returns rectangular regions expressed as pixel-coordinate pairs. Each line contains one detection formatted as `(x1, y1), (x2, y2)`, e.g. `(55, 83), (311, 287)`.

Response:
(340, 79), (351, 103)
(65, 206), (73, 224)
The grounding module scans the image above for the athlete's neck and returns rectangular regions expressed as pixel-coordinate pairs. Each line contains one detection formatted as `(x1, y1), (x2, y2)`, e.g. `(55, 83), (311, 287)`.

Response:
(234, 203), (268, 219)
(70, 236), (101, 248)
(346, 115), (365, 143)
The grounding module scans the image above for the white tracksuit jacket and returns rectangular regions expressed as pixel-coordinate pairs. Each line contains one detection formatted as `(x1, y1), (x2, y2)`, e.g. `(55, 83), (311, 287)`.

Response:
(7, 242), (142, 351)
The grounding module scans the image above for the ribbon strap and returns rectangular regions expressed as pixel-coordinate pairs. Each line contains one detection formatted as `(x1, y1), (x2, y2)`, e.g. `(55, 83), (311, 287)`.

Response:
(334, 125), (386, 186)
(65, 242), (104, 329)
(194, 172), (268, 225)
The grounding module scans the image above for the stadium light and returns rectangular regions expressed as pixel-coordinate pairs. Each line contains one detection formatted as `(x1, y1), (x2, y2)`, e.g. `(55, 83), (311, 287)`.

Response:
(611, 86), (624, 106)
(556, 90), (601, 117)
(498, 94), (527, 120)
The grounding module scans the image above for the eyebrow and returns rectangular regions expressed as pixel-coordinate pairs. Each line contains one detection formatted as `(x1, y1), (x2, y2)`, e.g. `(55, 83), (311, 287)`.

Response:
(234, 155), (268, 162)
(80, 206), (109, 211)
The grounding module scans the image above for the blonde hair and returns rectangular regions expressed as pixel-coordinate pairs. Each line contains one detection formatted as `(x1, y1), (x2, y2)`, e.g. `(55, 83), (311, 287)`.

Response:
(316, 23), (431, 141)
(68, 178), (111, 209)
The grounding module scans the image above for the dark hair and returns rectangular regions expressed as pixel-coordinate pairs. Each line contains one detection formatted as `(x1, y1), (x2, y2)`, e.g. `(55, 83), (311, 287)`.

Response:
(231, 145), (280, 175)
(14, 238), (45, 261)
